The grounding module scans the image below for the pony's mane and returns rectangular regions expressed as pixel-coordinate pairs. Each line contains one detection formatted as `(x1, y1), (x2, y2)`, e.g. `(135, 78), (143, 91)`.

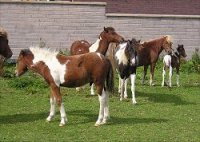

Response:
(29, 46), (59, 62)
(165, 35), (173, 43)
(105, 27), (115, 31)
(0, 27), (8, 39)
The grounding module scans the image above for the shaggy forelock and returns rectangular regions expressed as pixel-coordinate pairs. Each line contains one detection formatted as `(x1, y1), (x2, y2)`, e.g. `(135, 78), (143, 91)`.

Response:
(0, 27), (8, 39)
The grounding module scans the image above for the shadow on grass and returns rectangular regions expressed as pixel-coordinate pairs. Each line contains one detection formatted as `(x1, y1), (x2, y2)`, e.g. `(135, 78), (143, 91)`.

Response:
(67, 110), (168, 125)
(136, 91), (196, 105)
(0, 112), (47, 124)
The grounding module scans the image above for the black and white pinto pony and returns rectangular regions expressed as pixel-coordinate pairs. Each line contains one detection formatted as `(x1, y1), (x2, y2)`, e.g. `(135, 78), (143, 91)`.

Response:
(162, 44), (187, 87)
(15, 46), (114, 127)
(114, 39), (139, 104)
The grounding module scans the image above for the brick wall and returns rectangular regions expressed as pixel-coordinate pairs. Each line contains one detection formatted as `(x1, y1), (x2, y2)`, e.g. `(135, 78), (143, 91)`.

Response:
(0, 1), (200, 59)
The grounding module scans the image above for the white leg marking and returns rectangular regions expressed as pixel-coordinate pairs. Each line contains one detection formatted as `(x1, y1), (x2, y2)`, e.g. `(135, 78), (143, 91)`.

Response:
(103, 90), (109, 124)
(90, 83), (95, 95)
(59, 103), (67, 126)
(130, 74), (137, 104)
(169, 66), (172, 87)
(162, 67), (166, 87)
(124, 78), (128, 99)
(95, 89), (106, 126)
(176, 74), (180, 87)
(46, 97), (56, 122)
(150, 74), (153, 86)
(120, 78), (125, 101)
(118, 74), (121, 94)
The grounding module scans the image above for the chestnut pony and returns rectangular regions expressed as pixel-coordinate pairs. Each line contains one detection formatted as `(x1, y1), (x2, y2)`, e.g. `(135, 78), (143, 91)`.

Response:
(137, 36), (173, 86)
(15, 46), (114, 127)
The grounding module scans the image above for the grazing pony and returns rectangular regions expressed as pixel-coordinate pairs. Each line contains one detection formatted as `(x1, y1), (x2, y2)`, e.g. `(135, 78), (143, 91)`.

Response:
(0, 27), (13, 75)
(137, 36), (173, 86)
(70, 27), (124, 95)
(15, 46), (114, 127)
(114, 39), (138, 104)
(162, 44), (187, 87)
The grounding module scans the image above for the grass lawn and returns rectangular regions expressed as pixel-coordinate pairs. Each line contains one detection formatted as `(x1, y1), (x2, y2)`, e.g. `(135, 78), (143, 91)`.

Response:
(0, 63), (199, 141)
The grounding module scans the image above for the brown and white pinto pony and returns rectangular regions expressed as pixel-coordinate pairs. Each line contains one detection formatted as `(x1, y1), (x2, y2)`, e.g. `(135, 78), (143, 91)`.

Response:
(162, 44), (187, 87)
(70, 27), (124, 95)
(15, 46), (114, 127)
(137, 35), (173, 86)
(0, 27), (13, 75)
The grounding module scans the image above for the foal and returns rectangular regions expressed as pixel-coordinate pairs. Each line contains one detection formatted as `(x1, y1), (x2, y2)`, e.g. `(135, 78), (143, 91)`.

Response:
(15, 46), (114, 126)
(162, 44), (187, 87)
(114, 39), (138, 104)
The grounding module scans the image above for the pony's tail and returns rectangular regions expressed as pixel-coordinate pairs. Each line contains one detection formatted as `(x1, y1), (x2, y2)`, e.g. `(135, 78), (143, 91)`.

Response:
(106, 58), (114, 93)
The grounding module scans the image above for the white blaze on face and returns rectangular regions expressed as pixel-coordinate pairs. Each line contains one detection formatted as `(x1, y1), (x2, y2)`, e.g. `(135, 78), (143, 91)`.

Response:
(115, 42), (128, 65)
(30, 47), (66, 86)
(89, 38), (101, 52)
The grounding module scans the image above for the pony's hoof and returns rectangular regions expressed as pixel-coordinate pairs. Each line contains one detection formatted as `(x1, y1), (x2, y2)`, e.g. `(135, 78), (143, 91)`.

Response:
(120, 98), (123, 101)
(132, 101), (137, 105)
(94, 121), (106, 127)
(59, 123), (65, 127)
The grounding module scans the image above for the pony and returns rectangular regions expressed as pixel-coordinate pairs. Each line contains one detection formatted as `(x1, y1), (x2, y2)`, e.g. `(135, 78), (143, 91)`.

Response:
(136, 35), (173, 86)
(114, 39), (139, 104)
(70, 27), (124, 56)
(162, 44), (187, 87)
(0, 27), (13, 59)
(0, 27), (13, 75)
(15, 46), (114, 127)
(70, 27), (124, 95)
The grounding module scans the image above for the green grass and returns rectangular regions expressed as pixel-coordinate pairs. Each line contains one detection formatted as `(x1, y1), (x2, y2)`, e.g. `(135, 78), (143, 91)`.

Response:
(0, 63), (199, 141)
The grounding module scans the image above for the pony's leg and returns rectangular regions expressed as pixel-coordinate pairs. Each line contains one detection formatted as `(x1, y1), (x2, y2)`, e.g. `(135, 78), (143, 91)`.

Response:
(90, 83), (95, 95)
(118, 74), (121, 94)
(103, 89), (110, 124)
(176, 67), (180, 87)
(51, 85), (67, 126)
(169, 66), (172, 87)
(150, 64), (156, 86)
(142, 66), (148, 85)
(124, 78), (128, 99)
(130, 74), (137, 104)
(95, 85), (106, 126)
(46, 96), (56, 122)
(161, 67), (166, 87)
(120, 78), (125, 101)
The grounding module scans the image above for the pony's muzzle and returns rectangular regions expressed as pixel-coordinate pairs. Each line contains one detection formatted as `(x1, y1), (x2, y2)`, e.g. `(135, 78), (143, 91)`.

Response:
(130, 58), (136, 66)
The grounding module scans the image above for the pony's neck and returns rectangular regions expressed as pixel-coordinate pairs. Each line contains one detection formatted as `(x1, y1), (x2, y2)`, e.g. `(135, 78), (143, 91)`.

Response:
(95, 36), (110, 55)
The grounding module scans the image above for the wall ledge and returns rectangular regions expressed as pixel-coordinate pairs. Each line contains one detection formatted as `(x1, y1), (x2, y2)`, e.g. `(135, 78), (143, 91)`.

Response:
(0, 0), (106, 6)
(106, 13), (200, 19)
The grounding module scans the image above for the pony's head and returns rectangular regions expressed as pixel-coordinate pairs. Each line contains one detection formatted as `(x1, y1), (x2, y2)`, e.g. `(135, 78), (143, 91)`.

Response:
(0, 27), (13, 59)
(100, 27), (124, 43)
(162, 35), (173, 54)
(15, 49), (33, 77)
(177, 44), (187, 58)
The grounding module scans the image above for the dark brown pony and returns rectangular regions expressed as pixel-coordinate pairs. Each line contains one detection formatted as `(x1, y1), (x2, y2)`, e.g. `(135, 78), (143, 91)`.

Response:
(15, 46), (114, 127)
(0, 27), (13, 75)
(0, 27), (13, 58)
(70, 27), (124, 56)
(137, 36), (173, 85)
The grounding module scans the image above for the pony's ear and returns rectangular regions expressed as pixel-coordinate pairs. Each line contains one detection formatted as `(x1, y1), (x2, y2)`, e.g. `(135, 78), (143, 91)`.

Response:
(20, 49), (31, 56)
(104, 27), (108, 33)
